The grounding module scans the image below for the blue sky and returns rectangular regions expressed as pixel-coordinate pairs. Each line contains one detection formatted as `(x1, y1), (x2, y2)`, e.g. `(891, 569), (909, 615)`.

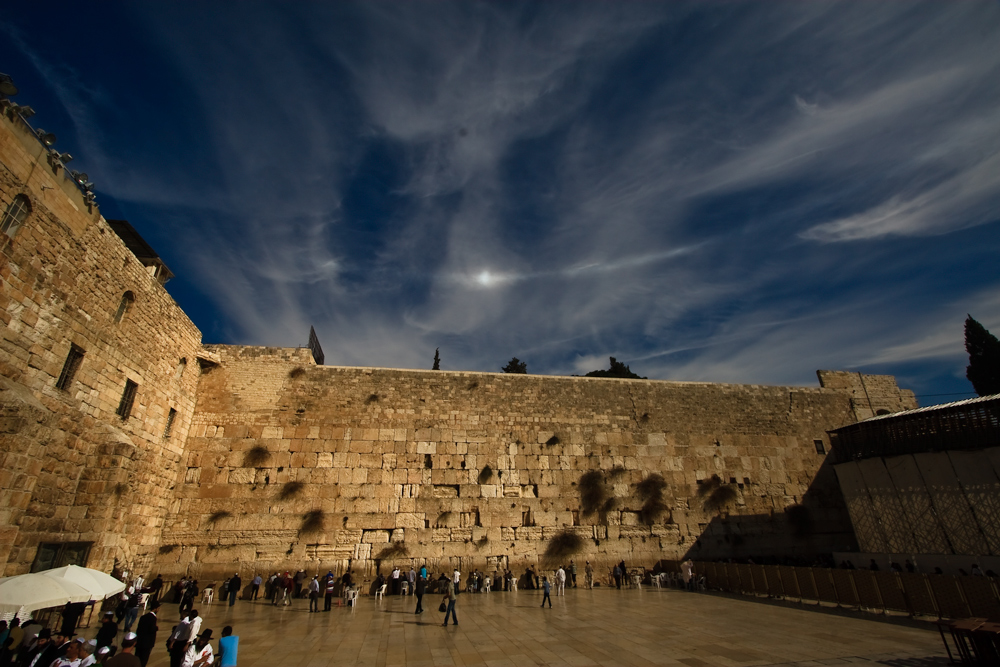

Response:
(3, 2), (999, 403)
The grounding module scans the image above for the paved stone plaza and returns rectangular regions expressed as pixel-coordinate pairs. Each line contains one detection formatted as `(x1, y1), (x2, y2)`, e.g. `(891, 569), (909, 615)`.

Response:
(110, 587), (948, 667)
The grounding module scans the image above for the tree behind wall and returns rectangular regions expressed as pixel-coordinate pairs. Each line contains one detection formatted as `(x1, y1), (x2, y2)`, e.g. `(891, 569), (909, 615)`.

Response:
(432, 348), (441, 371)
(501, 357), (527, 373)
(585, 357), (646, 379)
(966, 315), (1000, 396)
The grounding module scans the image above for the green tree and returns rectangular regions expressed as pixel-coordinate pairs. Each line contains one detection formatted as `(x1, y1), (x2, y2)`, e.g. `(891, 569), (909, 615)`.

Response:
(585, 356), (646, 379)
(501, 357), (527, 374)
(965, 315), (1000, 396)
(432, 348), (441, 371)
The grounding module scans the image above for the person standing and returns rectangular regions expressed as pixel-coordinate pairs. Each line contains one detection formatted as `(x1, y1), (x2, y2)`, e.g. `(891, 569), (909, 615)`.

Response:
(414, 570), (426, 614)
(408, 567), (416, 596)
(441, 578), (458, 627)
(217, 626), (238, 667)
(323, 575), (336, 612)
(228, 573), (241, 606)
(540, 577), (552, 608)
(308, 576), (320, 612)
(293, 570), (306, 599)
(570, 560), (578, 588)
(585, 561), (594, 589)
(148, 575), (164, 603)
(105, 633), (140, 667)
(134, 600), (160, 667)
(180, 630), (213, 667)
(250, 574), (261, 601)
(613, 564), (622, 590)
(123, 589), (142, 633)
(452, 568), (461, 594)
(94, 613), (118, 651)
(555, 566), (566, 596)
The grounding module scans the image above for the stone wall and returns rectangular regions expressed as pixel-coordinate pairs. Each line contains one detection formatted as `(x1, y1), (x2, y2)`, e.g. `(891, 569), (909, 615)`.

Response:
(0, 109), (202, 575)
(155, 346), (911, 579)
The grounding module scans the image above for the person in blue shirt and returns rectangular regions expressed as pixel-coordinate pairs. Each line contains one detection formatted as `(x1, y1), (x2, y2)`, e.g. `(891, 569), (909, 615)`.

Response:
(218, 626), (238, 667)
(541, 576), (552, 608)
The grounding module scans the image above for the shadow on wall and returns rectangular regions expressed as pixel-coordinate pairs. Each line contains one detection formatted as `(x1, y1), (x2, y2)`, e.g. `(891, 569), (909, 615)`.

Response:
(683, 457), (858, 564)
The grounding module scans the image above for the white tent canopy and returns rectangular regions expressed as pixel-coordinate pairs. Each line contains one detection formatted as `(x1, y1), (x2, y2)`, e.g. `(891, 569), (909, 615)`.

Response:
(0, 573), (92, 616)
(39, 565), (127, 601)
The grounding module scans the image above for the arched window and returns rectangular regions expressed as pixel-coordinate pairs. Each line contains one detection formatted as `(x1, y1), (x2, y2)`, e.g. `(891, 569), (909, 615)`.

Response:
(0, 194), (31, 237)
(113, 291), (135, 324)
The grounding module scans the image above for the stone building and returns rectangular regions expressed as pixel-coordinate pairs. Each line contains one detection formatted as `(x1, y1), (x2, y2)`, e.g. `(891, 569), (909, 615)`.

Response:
(0, 92), (919, 580)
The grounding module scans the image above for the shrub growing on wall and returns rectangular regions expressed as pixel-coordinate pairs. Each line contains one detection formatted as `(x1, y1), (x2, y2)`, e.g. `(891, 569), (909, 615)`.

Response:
(579, 471), (608, 516)
(278, 480), (304, 501)
(478, 465), (493, 484)
(544, 530), (584, 561)
(637, 473), (669, 524)
(301, 509), (324, 534)
(243, 445), (270, 467)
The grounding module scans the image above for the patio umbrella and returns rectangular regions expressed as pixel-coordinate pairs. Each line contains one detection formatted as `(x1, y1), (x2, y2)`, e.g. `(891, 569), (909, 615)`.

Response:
(38, 565), (126, 601)
(0, 572), (93, 615)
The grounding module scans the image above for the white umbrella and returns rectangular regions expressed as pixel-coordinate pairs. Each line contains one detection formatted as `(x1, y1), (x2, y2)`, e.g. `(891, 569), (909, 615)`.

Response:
(0, 573), (93, 615)
(38, 565), (126, 601)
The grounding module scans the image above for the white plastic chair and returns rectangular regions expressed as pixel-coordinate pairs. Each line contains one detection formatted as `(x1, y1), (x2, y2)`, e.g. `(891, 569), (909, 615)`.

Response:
(400, 581), (408, 595)
(345, 588), (358, 609)
(510, 578), (517, 592)
(374, 584), (387, 601)
(202, 588), (214, 605)
(483, 578), (490, 593)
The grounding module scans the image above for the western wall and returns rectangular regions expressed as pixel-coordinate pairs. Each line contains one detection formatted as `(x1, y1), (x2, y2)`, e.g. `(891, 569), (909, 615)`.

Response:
(0, 96), (920, 580)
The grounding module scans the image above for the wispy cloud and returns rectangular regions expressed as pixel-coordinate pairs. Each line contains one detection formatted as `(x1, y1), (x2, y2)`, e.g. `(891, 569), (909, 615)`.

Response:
(6, 2), (998, 397)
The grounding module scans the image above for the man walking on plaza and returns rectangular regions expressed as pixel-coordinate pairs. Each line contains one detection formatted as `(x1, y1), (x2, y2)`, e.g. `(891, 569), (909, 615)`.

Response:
(134, 600), (159, 667)
(441, 578), (458, 627)
(414, 569), (426, 614)
(541, 576), (552, 608)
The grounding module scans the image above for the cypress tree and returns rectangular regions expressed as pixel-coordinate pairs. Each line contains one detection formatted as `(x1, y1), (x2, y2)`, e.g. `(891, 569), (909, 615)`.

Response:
(432, 348), (441, 371)
(965, 315), (1000, 396)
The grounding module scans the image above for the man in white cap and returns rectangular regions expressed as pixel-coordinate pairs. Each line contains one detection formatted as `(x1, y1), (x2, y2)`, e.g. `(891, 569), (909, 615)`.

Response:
(78, 639), (98, 667)
(105, 632), (140, 667)
(95, 646), (111, 667)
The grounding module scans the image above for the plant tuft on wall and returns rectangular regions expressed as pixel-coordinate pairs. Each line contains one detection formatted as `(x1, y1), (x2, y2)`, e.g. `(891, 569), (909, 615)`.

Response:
(243, 444), (270, 467)
(278, 480), (304, 500)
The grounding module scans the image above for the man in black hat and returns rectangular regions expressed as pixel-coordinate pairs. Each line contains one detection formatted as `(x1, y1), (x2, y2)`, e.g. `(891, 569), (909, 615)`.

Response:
(24, 629), (57, 667)
(182, 630), (213, 667)
(135, 600), (160, 667)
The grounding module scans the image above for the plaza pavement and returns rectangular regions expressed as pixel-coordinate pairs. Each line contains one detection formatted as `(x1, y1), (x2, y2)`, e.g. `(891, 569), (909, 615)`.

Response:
(108, 586), (948, 666)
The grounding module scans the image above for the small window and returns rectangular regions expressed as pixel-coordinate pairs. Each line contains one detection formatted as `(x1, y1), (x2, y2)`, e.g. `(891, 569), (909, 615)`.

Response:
(31, 541), (92, 572)
(56, 344), (85, 391)
(163, 408), (177, 438)
(113, 291), (135, 324)
(814, 439), (826, 455)
(117, 379), (138, 419)
(0, 194), (31, 237)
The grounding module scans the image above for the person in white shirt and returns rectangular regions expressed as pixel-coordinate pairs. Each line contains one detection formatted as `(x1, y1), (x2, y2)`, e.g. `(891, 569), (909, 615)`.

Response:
(181, 630), (213, 667)
(52, 639), (82, 667)
(452, 569), (461, 593)
(555, 567), (566, 596)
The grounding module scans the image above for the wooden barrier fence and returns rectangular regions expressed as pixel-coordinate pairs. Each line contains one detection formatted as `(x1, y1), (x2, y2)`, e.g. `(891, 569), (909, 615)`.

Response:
(656, 561), (1000, 620)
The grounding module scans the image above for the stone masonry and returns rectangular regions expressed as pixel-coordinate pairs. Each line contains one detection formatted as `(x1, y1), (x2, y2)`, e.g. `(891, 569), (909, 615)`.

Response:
(0, 101), (919, 579)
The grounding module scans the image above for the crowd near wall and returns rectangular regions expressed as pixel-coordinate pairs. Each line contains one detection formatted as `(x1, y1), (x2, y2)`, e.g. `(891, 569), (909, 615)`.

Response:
(0, 101), (921, 581)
